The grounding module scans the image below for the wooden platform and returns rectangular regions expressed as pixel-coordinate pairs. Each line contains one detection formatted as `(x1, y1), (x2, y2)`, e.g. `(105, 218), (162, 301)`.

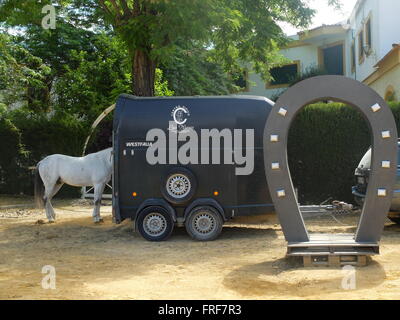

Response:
(287, 234), (378, 267)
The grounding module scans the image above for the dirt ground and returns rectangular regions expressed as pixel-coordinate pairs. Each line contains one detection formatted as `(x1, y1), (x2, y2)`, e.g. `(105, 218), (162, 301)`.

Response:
(1, 196), (400, 300)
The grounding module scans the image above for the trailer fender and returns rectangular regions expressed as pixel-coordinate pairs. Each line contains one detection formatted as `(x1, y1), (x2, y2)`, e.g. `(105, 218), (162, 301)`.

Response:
(136, 199), (177, 222)
(184, 198), (227, 222)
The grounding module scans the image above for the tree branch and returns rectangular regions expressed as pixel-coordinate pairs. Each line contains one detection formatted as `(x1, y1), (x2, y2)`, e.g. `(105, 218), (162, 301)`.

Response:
(133, 0), (140, 17)
(109, 0), (122, 18)
(119, 0), (132, 17)
(98, 0), (113, 18)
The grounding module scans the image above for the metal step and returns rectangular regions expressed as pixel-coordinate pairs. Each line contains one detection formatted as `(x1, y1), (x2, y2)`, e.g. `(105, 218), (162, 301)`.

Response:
(302, 255), (368, 267)
(287, 234), (377, 267)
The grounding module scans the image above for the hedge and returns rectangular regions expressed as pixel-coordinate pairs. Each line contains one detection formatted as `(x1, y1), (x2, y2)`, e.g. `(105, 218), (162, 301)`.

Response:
(1, 102), (400, 203)
(0, 115), (26, 194)
(0, 110), (89, 196)
(289, 101), (400, 204)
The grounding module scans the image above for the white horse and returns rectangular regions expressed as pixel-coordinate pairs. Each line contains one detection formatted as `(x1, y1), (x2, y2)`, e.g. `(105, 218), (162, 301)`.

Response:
(34, 148), (113, 223)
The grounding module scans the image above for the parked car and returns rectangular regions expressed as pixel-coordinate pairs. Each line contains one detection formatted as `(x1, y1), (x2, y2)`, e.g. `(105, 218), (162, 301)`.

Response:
(352, 141), (400, 224)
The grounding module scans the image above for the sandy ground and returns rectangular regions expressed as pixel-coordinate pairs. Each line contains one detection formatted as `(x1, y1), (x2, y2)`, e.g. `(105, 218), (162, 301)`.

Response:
(1, 197), (400, 300)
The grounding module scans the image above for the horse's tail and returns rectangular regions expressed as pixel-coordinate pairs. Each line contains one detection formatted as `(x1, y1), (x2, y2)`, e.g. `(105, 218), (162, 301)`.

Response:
(34, 163), (45, 209)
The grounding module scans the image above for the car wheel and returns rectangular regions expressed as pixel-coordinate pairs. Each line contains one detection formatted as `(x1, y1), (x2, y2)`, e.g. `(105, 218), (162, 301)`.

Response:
(185, 206), (223, 241)
(161, 168), (197, 205)
(137, 206), (174, 241)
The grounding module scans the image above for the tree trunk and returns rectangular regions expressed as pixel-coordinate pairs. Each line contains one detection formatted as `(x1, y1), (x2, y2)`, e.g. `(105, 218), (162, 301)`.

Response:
(132, 49), (156, 97)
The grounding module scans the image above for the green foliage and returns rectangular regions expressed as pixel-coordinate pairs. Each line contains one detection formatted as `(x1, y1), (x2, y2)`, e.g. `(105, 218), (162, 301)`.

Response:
(4, 109), (89, 196)
(154, 68), (174, 97)
(100, 0), (318, 80)
(18, 23), (98, 78)
(53, 32), (131, 120)
(287, 102), (400, 204)
(0, 103), (7, 115)
(11, 109), (88, 161)
(13, 23), (131, 118)
(2, 22), (111, 113)
(270, 65), (328, 101)
(0, 0), (340, 94)
(0, 33), (51, 110)
(2, 23), (175, 117)
(54, 32), (172, 120)
(0, 112), (27, 194)
(0, 0), (55, 26)
(161, 42), (236, 96)
(288, 65), (328, 87)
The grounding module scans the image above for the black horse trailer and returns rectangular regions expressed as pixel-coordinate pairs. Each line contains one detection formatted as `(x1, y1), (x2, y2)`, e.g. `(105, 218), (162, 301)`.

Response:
(112, 94), (274, 241)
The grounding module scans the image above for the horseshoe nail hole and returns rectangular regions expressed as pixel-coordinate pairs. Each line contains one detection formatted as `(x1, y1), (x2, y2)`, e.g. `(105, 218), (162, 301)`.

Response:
(382, 131), (391, 139)
(272, 162), (280, 170)
(378, 189), (387, 197)
(382, 161), (391, 168)
(371, 103), (381, 113)
(279, 108), (288, 117)
(277, 189), (286, 198)
(270, 135), (279, 142)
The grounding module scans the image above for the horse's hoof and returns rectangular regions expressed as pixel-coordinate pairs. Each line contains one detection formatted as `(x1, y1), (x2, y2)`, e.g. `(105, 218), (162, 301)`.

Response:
(48, 220), (55, 224)
(35, 219), (46, 225)
(94, 219), (104, 224)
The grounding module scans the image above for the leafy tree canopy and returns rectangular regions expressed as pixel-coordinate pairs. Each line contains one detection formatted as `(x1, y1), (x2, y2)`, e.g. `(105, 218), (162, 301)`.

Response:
(0, 33), (51, 111)
(161, 41), (238, 96)
(0, 0), (341, 96)
(54, 32), (173, 120)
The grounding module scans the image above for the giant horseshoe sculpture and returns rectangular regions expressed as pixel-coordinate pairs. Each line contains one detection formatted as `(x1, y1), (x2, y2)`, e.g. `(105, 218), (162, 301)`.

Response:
(264, 75), (398, 250)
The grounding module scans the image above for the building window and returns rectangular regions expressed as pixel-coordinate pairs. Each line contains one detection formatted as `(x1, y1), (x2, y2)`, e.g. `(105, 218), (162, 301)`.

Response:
(351, 40), (356, 73)
(365, 17), (372, 55)
(358, 30), (364, 64)
(320, 42), (344, 75)
(267, 61), (299, 88)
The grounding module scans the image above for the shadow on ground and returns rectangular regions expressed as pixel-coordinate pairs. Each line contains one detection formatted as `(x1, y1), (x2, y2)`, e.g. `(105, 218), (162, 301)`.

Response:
(223, 257), (386, 298)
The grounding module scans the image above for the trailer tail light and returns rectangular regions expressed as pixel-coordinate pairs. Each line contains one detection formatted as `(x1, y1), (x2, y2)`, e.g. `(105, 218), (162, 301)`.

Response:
(132, 192), (138, 197)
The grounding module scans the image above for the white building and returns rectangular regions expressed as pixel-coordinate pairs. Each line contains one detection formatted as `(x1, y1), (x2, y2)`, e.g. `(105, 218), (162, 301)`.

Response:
(244, 0), (400, 101)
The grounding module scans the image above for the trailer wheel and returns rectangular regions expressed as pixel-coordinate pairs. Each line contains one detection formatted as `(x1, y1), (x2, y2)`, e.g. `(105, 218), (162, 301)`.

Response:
(185, 206), (223, 241)
(137, 206), (174, 241)
(162, 168), (197, 204)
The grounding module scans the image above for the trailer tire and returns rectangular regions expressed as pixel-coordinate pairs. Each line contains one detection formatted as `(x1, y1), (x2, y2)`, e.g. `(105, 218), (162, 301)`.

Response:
(162, 168), (197, 205)
(185, 206), (223, 241)
(137, 206), (174, 241)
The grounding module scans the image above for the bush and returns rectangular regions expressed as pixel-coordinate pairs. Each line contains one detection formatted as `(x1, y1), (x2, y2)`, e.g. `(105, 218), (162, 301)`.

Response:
(288, 101), (400, 204)
(1, 110), (89, 197)
(0, 113), (26, 194)
(11, 110), (88, 162)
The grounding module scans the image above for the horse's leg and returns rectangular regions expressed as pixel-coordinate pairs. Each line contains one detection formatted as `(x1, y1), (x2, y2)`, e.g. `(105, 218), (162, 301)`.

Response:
(39, 162), (56, 222)
(92, 183), (106, 223)
(48, 182), (63, 221)
(43, 181), (57, 223)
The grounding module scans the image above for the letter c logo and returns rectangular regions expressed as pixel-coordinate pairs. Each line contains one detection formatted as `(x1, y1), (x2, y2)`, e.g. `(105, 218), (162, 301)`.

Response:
(173, 107), (189, 125)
